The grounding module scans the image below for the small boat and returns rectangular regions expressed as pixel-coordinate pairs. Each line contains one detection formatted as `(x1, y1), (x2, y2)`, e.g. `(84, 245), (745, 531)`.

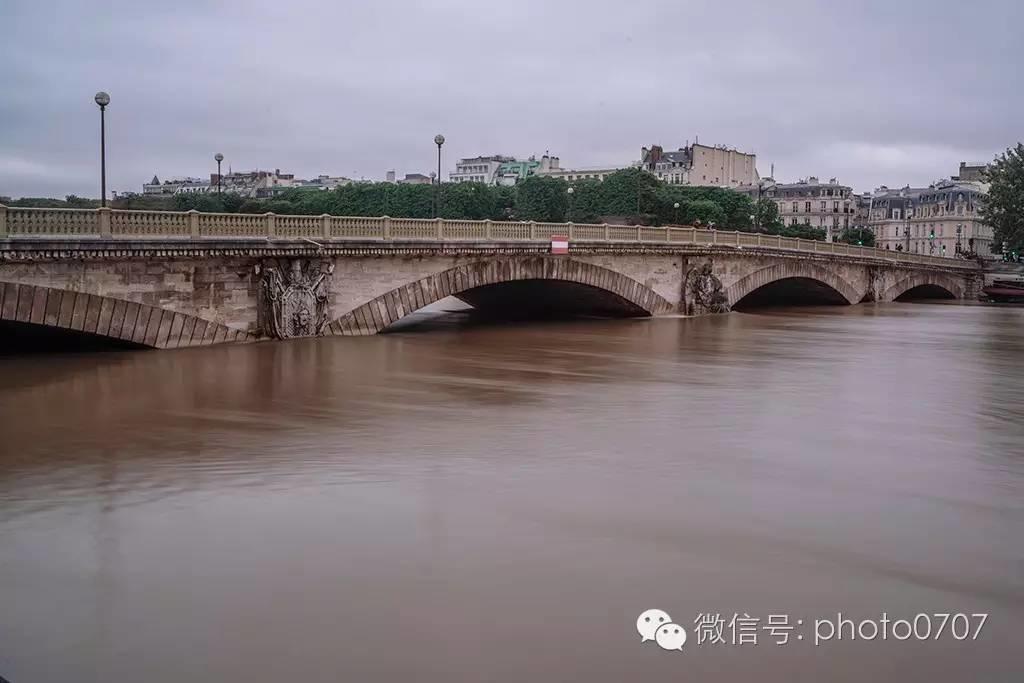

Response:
(981, 279), (1024, 303)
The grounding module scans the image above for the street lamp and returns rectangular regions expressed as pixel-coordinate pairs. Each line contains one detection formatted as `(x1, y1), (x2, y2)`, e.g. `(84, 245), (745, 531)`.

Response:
(94, 91), (110, 207)
(214, 153), (224, 194)
(955, 224), (963, 256)
(566, 186), (574, 221)
(433, 134), (445, 218)
(674, 202), (681, 225)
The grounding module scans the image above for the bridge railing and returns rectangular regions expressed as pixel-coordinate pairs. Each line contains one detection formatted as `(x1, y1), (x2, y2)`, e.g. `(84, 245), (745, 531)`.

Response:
(0, 204), (971, 268)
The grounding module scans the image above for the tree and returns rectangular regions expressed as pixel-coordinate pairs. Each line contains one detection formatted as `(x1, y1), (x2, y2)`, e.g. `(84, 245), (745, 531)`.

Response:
(439, 182), (498, 220)
(65, 194), (99, 208)
(600, 168), (660, 218)
(515, 176), (568, 222)
(753, 198), (782, 232)
(567, 178), (603, 222)
(172, 193), (225, 213)
(685, 199), (726, 226)
(838, 226), (876, 247)
(981, 143), (1024, 254)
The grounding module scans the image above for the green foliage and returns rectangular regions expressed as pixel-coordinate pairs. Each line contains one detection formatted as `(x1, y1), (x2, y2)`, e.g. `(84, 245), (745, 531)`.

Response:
(220, 192), (246, 213)
(516, 176), (569, 222)
(493, 185), (517, 220)
(599, 168), (660, 217)
(172, 193), (227, 213)
(684, 199), (727, 226)
(773, 222), (827, 240)
(565, 178), (603, 222)
(753, 197), (782, 231)
(110, 195), (175, 211)
(238, 199), (268, 214)
(389, 184), (434, 219)
(439, 182), (499, 220)
(9, 197), (73, 208)
(838, 226), (876, 247)
(981, 143), (1024, 253)
(65, 194), (100, 208)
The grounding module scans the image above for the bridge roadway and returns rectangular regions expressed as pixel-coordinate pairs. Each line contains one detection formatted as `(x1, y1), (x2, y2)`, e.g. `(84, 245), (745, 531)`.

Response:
(0, 205), (982, 348)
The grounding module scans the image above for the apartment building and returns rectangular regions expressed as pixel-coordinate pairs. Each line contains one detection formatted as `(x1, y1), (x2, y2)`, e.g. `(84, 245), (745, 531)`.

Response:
(640, 142), (758, 188)
(868, 180), (992, 257)
(760, 177), (855, 238)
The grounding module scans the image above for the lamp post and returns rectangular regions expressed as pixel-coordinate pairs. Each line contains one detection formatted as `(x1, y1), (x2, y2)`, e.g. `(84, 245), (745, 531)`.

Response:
(955, 224), (963, 256)
(429, 172), (437, 218)
(566, 186), (574, 222)
(754, 181), (764, 231)
(214, 153), (224, 194)
(903, 207), (910, 252)
(674, 202), (680, 225)
(433, 134), (445, 218)
(94, 91), (110, 207)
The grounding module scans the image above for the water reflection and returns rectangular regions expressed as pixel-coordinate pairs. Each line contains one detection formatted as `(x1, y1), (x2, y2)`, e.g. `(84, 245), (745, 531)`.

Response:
(1, 303), (1022, 682)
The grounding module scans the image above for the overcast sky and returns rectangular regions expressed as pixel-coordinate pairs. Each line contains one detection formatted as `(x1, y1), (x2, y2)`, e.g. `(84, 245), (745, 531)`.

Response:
(2, 0), (1020, 199)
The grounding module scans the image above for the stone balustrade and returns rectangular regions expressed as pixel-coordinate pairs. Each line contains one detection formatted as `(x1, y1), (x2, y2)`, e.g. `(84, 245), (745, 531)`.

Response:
(0, 203), (970, 268)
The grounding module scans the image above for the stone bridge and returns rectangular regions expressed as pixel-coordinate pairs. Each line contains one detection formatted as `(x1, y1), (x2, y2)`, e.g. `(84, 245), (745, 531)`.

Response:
(0, 205), (981, 349)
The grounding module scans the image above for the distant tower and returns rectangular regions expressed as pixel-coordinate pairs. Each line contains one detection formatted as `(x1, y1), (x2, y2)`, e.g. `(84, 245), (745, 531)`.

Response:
(386, 170), (396, 183)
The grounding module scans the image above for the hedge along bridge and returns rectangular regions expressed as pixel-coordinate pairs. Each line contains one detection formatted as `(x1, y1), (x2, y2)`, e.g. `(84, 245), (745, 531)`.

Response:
(0, 204), (982, 349)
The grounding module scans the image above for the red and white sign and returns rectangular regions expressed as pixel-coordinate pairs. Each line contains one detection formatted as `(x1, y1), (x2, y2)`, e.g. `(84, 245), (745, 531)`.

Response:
(551, 235), (569, 254)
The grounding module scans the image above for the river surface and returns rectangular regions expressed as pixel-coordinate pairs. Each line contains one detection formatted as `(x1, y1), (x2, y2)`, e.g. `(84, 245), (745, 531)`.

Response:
(1, 302), (1022, 682)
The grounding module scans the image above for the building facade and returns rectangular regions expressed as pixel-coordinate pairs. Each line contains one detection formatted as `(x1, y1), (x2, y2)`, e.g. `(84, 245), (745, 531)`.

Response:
(868, 180), (992, 257)
(142, 176), (212, 196)
(142, 169), (354, 198)
(496, 158), (543, 186)
(759, 177), (855, 239)
(449, 156), (514, 184)
(640, 142), (758, 188)
(954, 162), (988, 182)
(398, 173), (432, 185)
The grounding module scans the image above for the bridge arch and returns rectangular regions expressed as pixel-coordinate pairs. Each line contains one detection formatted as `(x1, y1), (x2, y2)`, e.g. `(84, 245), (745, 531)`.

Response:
(0, 281), (255, 349)
(725, 261), (861, 308)
(327, 257), (674, 335)
(881, 272), (963, 302)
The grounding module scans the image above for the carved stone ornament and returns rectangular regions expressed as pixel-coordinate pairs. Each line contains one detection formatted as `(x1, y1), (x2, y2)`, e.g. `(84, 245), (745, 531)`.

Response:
(686, 261), (730, 314)
(257, 259), (334, 339)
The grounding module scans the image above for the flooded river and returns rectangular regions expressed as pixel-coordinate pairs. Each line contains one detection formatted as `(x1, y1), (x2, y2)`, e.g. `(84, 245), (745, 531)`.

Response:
(1, 302), (1022, 682)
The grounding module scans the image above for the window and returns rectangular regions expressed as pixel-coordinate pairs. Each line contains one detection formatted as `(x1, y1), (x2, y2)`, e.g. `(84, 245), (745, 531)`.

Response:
(805, 201), (811, 212)
(793, 202), (799, 213)
(821, 201), (827, 211)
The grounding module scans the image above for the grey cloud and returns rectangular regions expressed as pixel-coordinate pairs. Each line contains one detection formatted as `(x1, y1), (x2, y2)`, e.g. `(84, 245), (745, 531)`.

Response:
(1, 0), (1020, 198)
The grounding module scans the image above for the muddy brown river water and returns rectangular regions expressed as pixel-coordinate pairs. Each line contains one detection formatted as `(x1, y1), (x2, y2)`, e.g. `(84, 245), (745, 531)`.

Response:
(1, 302), (1022, 682)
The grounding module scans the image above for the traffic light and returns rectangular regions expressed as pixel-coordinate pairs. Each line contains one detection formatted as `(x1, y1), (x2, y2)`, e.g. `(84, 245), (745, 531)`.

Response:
(929, 229), (935, 239)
